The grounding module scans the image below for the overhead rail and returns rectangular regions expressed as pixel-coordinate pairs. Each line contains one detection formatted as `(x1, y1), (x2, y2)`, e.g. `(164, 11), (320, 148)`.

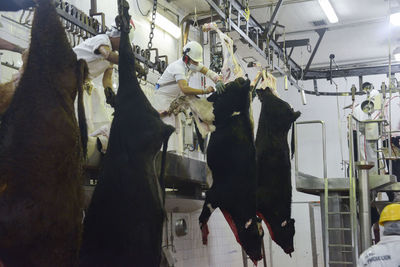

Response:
(204, 0), (400, 84)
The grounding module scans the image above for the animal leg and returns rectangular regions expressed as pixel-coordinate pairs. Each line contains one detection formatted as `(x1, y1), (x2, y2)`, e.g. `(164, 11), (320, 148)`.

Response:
(199, 194), (217, 245)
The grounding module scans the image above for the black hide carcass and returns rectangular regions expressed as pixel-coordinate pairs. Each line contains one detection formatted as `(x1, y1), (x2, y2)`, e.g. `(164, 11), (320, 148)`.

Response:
(255, 88), (300, 255)
(199, 77), (264, 264)
(79, 2), (174, 267)
(0, 0), (36, 11)
(0, 0), (88, 266)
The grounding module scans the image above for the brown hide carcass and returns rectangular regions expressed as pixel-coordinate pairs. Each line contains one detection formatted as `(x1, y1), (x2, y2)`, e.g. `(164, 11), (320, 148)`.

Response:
(0, 81), (15, 116)
(0, 50), (28, 117)
(0, 0), (88, 266)
(79, 2), (174, 266)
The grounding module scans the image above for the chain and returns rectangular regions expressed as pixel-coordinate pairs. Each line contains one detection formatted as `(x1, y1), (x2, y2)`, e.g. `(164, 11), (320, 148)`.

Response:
(145, 0), (158, 72)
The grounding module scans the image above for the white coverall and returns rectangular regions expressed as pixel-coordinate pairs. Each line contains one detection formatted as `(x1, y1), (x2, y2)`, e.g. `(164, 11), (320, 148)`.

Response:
(73, 34), (114, 164)
(152, 58), (196, 153)
(358, 235), (400, 266)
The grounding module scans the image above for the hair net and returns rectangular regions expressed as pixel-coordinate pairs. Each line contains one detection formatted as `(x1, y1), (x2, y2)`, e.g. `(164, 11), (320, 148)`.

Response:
(383, 221), (400, 236)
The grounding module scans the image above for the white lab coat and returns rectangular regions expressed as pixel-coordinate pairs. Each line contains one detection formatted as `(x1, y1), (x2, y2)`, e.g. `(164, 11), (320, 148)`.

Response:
(153, 58), (195, 153)
(358, 235), (400, 266)
(73, 34), (114, 165)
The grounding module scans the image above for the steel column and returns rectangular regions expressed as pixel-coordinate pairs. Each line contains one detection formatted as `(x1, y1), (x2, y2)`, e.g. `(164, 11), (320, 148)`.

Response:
(356, 161), (374, 253)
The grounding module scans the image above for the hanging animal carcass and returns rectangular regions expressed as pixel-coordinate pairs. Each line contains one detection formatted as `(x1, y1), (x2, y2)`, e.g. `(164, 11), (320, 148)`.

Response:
(79, 1), (174, 266)
(198, 77), (264, 264)
(255, 87), (300, 256)
(0, 0), (88, 266)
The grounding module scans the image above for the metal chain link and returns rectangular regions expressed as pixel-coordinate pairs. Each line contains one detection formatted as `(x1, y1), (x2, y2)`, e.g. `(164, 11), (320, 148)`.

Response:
(144, 0), (158, 72)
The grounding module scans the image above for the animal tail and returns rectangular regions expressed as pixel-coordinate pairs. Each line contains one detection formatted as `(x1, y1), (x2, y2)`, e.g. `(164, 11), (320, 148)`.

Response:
(77, 60), (88, 157)
(158, 126), (174, 203)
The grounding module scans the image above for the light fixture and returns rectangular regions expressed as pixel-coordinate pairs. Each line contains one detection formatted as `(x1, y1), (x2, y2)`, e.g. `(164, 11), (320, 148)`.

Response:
(318, 0), (338, 24)
(149, 12), (181, 39)
(393, 46), (400, 61)
(390, 12), (400, 26)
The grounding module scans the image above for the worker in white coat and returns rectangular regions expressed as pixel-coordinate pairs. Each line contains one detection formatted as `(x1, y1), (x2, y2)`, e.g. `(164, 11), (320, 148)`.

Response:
(153, 41), (224, 153)
(72, 27), (130, 165)
(352, 86), (383, 175)
(358, 203), (400, 266)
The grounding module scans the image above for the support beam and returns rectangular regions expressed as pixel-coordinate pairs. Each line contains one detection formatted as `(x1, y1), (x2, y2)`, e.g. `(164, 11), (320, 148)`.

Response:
(304, 29), (326, 76)
(204, 0), (303, 79)
(264, 0), (283, 34)
(278, 38), (310, 48)
(249, 0), (314, 9)
(303, 64), (400, 80)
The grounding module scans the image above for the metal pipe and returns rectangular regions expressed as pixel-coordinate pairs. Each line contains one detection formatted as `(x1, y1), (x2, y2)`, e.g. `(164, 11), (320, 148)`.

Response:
(284, 16), (386, 36)
(348, 115), (360, 262)
(249, 0), (314, 9)
(264, 0), (283, 34)
(356, 161), (373, 252)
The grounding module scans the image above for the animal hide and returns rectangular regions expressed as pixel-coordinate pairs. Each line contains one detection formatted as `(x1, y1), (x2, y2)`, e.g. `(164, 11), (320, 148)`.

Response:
(79, 2), (174, 266)
(255, 88), (300, 256)
(199, 78), (263, 264)
(202, 22), (244, 83)
(0, 0), (88, 266)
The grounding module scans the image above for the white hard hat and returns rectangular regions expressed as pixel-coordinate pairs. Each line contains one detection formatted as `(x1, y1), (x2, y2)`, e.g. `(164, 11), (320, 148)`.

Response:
(183, 41), (203, 62)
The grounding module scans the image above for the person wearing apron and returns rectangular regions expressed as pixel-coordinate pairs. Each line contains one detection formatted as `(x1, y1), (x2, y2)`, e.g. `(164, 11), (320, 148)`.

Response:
(153, 41), (224, 154)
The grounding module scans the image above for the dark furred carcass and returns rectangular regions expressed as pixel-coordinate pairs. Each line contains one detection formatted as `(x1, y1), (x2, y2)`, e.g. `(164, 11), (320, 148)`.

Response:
(255, 88), (300, 255)
(199, 77), (264, 264)
(79, 2), (174, 267)
(0, 0), (36, 11)
(0, 0), (88, 266)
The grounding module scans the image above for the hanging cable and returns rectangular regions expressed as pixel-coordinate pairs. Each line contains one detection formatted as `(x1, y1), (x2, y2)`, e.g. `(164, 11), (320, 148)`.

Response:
(136, 0), (150, 17)
(335, 82), (345, 170)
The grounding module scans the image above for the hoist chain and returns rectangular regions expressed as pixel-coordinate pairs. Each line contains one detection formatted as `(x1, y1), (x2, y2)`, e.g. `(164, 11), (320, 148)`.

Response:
(144, 0), (158, 73)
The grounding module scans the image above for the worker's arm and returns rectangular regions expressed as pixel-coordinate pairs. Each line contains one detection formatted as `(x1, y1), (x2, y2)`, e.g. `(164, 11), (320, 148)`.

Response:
(198, 64), (225, 94)
(199, 65), (221, 82)
(98, 45), (119, 64)
(102, 66), (114, 89)
(177, 79), (214, 95)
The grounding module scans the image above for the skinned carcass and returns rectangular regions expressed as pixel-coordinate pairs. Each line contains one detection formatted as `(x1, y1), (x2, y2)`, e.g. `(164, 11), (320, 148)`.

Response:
(199, 77), (263, 264)
(255, 88), (300, 255)
(0, 0), (88, 266)
(0, 0), (36, 11)
(79, 1), (174, 266)
(202, 23), (244, 83)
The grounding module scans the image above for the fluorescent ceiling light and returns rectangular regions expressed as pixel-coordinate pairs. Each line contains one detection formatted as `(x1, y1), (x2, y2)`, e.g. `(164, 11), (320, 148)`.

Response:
(149, 12), (181, 39)
(390, 12), (400, 26)
(318, 0), (338, 24)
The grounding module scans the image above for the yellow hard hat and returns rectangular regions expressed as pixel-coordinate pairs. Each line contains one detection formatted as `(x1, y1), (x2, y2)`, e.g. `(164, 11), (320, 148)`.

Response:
(379, 203), (400, 226)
